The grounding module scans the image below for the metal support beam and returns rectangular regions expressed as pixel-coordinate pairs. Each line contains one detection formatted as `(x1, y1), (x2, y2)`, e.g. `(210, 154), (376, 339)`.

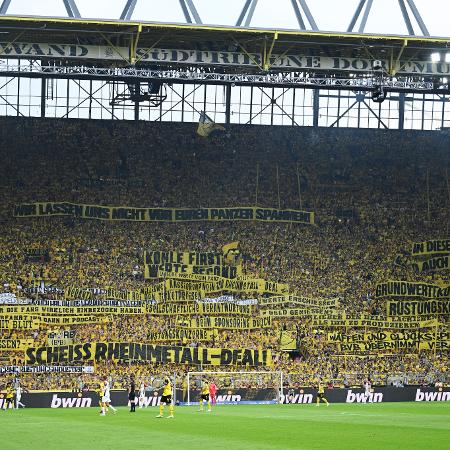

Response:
(389, 39), (408, 76)
(297, 0), (318, 31)
(358, 0), (373, 33)
(134, 82), (140, 120)
(236, 0), (252, 26)
(405, 0), (430, 36)
(330, 101), (357, 127)
(245, 0), (258, 27)
(0, 65), (436, 93)
(347, 0), (366, 32)
(313, 88), (319, 127)
(347, 0), (429, 37)
(0, 0), (11, 14)
(63, 0), (81, 18)
(236, 0), (258, 27)
(184, 0), (202, 24)
(398, 92), (405, 129)
(40, 78), (46, 118)
(362, 101), (388, 129)
(179, 0), (192, 23)
(120, 0), (137, 21)
(290, 0), (306, 30)
(398, 0), (414, 36)
(225, 83), (232, 124)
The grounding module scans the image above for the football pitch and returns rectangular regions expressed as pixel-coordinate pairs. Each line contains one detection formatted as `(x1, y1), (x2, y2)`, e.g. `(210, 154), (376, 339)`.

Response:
(2, 403), (449, 450)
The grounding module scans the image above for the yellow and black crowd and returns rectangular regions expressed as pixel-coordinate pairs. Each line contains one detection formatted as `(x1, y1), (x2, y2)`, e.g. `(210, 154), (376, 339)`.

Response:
(0, 117), (449, 392)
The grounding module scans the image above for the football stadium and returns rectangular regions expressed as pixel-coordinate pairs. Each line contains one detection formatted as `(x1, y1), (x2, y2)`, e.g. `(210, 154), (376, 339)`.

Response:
(0, 0), (449, 448)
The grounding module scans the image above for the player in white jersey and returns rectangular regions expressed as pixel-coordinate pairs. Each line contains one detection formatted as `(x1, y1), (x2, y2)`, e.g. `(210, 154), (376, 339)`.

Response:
(364, 379), (372, 402)
(101, 379), (117, 415)
(138, 382), (146, 408)
(15, 385), (25, 409)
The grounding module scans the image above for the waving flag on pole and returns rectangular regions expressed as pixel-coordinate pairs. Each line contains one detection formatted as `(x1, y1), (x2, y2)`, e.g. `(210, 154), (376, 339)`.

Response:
(197, 111), (225, 137)
(222, 241), (241, 264)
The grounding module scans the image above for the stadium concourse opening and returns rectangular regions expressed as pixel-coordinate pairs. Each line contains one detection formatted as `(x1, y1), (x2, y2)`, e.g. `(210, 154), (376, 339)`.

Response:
(0, 5), (449, 450)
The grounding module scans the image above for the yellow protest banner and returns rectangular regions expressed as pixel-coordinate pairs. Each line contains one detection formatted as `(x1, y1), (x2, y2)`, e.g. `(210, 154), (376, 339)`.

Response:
(178, 316), (272, 329)
(0, 339), (34, 351)
(146, 303), (252, 316)
(0, 318), (40, 329)
(148, 329), (215, 342)
(258, 295), (338, 308)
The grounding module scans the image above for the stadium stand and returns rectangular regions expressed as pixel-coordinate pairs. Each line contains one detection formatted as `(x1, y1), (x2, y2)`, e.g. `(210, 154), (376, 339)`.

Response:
(0, 117), (449, 392)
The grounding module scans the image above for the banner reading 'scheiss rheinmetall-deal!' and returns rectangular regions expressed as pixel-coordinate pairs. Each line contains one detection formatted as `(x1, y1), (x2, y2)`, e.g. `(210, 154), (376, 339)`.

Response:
(14, 202), (314, 225)
(24, 343), (272, 366)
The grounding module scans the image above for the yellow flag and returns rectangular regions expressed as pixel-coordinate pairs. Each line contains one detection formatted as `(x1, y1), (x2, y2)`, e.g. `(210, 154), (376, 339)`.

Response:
(222, 241), (241, 264)
(280, 330), (297, 351)
(197, 111), (225, 137)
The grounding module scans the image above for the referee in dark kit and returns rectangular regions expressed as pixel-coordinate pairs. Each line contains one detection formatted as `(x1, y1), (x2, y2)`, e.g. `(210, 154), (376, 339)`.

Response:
(129, 375), (136, 412)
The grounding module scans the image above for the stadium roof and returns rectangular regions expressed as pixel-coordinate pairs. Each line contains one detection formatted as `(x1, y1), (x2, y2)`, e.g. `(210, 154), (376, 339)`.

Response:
(0, 15), (450, 67)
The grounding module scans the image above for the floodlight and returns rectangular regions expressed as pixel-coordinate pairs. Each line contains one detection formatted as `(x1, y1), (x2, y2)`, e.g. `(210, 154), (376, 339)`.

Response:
(431, 53), (441, 62)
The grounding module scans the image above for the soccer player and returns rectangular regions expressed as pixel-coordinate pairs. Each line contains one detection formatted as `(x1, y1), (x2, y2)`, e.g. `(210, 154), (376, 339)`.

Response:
(102, 379), (117, 415)
(316, 382), (329, 407)
(3, 383), (14, 410)
(364, 378), (372, 403)
(209, 380), (217, 406)
(129, 376), (136, 413)
(198, 379), (211, 412)
(15, 384), (25, 409)
(287, 387), (295, 404)
(97, 385), (103, 414)
(156, 376), (174, 419)
(138, 381), (146, 408)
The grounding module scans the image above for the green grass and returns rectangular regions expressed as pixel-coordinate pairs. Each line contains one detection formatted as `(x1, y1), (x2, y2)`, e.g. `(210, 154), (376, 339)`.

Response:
(2, 403), (450, 450)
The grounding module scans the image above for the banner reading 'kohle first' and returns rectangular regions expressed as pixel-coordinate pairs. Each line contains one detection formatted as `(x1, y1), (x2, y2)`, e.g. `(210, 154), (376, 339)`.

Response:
(14, 202), (314, 225)
(143, 250), (242, 279)
(25, 343), (272, 366)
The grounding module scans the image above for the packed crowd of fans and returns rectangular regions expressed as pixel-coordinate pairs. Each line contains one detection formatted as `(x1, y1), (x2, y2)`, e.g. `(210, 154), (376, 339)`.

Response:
(0, 117), (449, 392)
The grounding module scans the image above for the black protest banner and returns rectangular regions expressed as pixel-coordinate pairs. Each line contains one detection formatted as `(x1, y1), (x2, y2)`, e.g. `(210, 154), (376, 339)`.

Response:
(25, 343), (272, 366)
(411, 239), (450, 256)
(14, 202), (314, 225)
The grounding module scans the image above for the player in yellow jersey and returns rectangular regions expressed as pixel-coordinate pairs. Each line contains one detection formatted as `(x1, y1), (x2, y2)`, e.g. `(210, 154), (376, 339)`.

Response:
(156, 377), (174, 419)
(316, 382), (329, 407)
(198, 380), (211, 412)
(3, 383), (14, 411)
